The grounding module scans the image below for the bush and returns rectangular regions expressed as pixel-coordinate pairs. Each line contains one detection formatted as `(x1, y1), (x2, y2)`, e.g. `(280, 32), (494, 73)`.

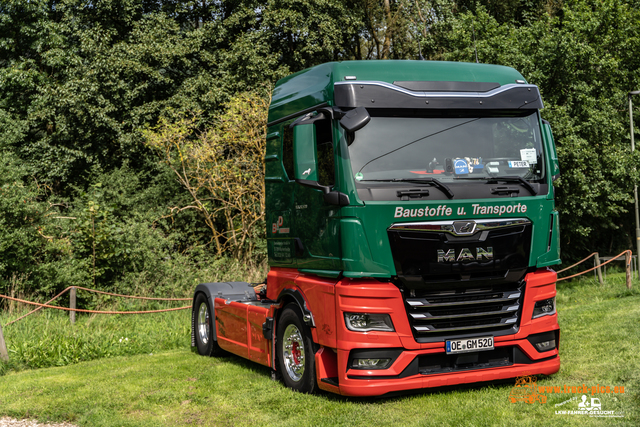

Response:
(145, 92), (269, 260)
(0, 151), (51, 300)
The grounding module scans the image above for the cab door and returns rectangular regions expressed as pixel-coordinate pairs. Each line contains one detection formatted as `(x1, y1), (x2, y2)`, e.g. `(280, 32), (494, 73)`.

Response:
(290, 113), (342, 271)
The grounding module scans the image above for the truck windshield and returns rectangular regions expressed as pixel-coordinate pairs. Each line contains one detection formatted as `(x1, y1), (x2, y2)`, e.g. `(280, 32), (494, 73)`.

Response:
(348, 110), (545, 184)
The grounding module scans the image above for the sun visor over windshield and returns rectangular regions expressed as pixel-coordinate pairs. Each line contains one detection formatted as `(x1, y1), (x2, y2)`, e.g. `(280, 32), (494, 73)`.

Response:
(334, 81), (543, 110)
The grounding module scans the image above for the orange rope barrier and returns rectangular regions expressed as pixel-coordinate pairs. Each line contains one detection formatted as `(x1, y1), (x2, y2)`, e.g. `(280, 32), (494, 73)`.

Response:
(557, 250), (632, 281)
(4, 286), (74, 326)
(72, 286), (191, 301)
(556, 252), (597, 274)
(0, 294), (190, 316)
(2, 286), (193, 327)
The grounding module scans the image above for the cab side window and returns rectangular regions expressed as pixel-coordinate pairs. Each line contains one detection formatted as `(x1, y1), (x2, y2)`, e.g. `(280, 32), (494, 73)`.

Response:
(282, 115), (335, 187)
(315, 118), (335, 187)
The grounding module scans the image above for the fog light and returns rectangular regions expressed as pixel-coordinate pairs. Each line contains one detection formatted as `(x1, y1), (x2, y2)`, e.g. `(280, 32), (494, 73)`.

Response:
(353, 358), (392, 369)
(527, 330), (559, 353)
(344, 313), (394, 332)
(532, 297), (556, 318)
(535, 339), (556, 352)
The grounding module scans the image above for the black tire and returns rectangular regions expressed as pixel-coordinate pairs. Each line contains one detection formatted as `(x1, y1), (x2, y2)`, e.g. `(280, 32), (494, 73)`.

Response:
(193, 293), (224, 357)
(276, 305), (318, 393)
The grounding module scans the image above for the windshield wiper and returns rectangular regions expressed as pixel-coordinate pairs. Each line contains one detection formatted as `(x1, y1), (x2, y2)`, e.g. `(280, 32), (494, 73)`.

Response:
(359, 177), (454, 199)
(454, 175), (537, 195)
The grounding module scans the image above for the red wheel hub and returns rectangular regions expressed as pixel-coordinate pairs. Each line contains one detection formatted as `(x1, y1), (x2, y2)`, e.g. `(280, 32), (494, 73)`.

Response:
(291, 341), (301, 365)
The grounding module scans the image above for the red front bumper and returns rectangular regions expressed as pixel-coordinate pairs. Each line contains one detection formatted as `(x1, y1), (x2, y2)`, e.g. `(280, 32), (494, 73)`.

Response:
(315, 268), (560, 396)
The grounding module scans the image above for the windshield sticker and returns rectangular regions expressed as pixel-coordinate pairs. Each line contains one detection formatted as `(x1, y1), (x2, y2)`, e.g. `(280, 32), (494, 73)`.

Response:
(520, 148), (537, 164)
(454, 159), (469, 174)
(468, 157), (483, 173)
(355, 172), (364, 181)
(508, 160), (530, 168)
(487, 162), (500, 174)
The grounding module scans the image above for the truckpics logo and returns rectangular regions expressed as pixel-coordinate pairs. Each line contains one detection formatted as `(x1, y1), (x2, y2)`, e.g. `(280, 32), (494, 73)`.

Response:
(509, 375), (626, 418)
(437, 247), (493, 262)
(554, 395), (624, 417)
(510, 375), (547, 404)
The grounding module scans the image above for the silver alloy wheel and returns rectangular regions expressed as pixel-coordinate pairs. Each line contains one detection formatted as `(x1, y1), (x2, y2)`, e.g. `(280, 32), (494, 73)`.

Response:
(198, 302), (210, 345)
(282, 324), (305, 382)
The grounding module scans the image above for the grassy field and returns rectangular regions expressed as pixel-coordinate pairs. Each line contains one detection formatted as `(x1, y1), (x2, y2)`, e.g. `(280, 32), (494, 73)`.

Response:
(0, 272), (638, 426)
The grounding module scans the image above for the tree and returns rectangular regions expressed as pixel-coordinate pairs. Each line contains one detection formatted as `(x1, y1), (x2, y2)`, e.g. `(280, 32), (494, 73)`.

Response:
(145, 93), (269, 259)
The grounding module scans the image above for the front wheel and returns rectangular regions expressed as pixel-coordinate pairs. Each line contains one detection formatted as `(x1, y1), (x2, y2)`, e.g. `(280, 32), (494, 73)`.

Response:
(193, 293), (224, 357)
(276, 305), (317, 393)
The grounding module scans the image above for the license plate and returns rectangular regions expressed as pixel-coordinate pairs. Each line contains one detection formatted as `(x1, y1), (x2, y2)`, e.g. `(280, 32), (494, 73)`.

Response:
(446, 336), (494, 354)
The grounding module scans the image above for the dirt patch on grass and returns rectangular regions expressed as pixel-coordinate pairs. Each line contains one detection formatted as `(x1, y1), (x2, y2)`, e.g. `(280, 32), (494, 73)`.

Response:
(0, 418), (77, 427)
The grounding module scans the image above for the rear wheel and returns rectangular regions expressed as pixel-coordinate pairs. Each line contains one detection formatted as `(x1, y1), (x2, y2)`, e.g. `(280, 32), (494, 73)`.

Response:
(193, 293), (224, 356)
(277, 305), (317, 393)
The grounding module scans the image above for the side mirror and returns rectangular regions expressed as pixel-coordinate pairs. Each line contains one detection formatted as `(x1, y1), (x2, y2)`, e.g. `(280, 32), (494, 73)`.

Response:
(339, 106), (370, 133)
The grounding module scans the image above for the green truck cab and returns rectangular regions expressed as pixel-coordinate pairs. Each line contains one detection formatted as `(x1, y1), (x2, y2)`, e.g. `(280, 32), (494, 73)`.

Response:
(193, 60), (561, 396)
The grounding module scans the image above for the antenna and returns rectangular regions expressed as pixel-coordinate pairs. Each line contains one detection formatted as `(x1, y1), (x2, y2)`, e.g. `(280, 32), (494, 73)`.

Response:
(418, 39), (425, 60)
(472, 22), (479, 63)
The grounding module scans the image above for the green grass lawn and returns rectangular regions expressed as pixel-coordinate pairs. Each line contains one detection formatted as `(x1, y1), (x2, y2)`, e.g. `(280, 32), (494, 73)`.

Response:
(0, 273), (638, 426)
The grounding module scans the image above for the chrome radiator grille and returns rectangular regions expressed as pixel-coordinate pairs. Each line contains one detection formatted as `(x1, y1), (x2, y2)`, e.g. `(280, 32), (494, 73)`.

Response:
(404, 282), (524, 340)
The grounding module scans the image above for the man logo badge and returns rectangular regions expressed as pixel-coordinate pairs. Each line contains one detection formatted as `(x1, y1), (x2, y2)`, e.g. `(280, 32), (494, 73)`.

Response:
(438, 247), (494, 262)
(452, 221), (477, 235)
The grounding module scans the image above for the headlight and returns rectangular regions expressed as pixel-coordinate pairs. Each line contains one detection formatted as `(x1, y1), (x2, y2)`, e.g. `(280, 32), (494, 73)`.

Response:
(532, 297), (556, 318)
(344, 313), (395, 332)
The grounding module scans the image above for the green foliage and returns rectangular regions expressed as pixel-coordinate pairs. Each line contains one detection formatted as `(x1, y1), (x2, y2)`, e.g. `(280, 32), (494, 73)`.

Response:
(0, 0), (358, 188)
(0, 151), (51, 299)
(2, 0), (640, 300)
(145, 93), (269, 259)
(0, 309), (190, 373)
(260, 0), (363, 67)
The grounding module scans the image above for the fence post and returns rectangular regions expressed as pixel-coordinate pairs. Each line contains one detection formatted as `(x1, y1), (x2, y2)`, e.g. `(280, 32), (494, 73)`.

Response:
(594, 253), (604, 285)
(625, 252), (632, 290)
(0, 323), (9, 362)
(70, 286), (76, 325)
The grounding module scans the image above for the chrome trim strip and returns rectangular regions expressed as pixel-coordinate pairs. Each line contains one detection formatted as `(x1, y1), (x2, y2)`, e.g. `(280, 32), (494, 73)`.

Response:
(405, 293), (520, 308)
(410, 309), (519, 321)
(389, 218), (531, 236)
(414, 318), (517, 333)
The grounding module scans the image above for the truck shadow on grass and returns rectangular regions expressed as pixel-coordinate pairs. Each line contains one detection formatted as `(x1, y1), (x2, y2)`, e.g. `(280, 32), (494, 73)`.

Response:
(210, 350), (542, 403)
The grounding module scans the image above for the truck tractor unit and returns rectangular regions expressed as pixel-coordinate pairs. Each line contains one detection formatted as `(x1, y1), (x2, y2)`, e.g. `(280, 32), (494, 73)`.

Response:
(191, 60), (561, 397)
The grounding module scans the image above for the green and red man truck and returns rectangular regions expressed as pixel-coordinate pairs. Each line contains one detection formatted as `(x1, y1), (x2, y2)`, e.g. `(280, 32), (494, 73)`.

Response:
(191, 60), (561, 396)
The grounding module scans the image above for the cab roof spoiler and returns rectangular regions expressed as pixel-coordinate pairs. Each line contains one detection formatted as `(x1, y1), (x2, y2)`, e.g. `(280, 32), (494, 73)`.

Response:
(334, 81), (543, 110)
